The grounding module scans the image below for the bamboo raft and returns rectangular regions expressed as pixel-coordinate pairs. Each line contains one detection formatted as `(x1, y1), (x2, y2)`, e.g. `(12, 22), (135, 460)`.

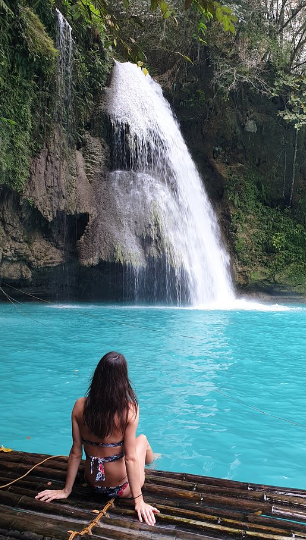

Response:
(1, 451), (306, 540)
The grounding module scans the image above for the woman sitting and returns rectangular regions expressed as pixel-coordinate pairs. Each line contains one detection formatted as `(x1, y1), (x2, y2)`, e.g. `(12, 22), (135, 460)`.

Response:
(35, 351), (159, 526)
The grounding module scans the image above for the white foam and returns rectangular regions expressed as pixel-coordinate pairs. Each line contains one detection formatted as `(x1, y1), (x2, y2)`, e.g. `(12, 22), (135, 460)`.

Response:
(106, 62), (235, 305)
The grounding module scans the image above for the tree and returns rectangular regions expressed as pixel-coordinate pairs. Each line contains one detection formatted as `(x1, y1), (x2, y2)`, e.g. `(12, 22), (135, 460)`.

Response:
(203, 0), (306, 94)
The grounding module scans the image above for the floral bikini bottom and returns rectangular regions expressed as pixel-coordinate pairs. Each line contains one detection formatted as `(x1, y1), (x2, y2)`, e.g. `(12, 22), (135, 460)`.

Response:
(93, 481), (129, 498)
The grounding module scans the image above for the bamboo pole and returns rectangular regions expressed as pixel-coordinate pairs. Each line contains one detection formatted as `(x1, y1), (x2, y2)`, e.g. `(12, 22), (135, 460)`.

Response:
(147, 469), (306, 497)
(3, 452), (306, 497)
(145, 474), (275, 501)
(146, 472), (306, 501)
(6, 479), (306, 536)
(144, 482), (273, 509)
(144, 482), (306, 515)
(1, 452), (68, 467)
(2, 452), (306, 540)
(156, 512), (300, 539)
(109, 502), (306, 538)
(0, 490), (93, 521)
(0, 510), (80, 540)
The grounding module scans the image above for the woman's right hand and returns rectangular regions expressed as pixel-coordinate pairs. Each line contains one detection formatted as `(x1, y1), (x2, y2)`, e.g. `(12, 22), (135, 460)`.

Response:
(35, 488), (70, 503)
(135, 499), (160, 526)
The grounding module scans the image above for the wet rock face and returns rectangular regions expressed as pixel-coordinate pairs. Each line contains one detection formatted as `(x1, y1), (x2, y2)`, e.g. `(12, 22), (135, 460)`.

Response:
(0, 188), (63, 288)
(0, 123), (169, 301)
(0, 128), (111, 300)
(78, 170), (168, 269)
(25, 129), (99, 223)
(2, 66), (305, 302)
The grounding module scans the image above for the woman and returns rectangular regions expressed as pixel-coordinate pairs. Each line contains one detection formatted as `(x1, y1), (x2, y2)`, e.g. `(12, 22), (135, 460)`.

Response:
(35, 352), (159, 526)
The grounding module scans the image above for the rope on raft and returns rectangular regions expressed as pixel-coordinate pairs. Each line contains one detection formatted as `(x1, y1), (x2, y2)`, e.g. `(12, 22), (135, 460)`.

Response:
(0, 449), (116, 540)
(0, 454), (67, 489)
(67, 498), (115, 540)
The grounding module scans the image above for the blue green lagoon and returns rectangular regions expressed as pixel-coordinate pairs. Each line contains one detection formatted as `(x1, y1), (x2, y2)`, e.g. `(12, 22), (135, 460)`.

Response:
(1, 300), (306, 489)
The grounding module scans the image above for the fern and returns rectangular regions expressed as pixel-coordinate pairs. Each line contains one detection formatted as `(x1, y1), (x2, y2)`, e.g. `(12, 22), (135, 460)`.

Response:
(0, 0), (13, 16)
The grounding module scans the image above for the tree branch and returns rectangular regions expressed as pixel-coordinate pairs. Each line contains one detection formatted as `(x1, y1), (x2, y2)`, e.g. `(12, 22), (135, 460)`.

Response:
(278, 3), (306, 33)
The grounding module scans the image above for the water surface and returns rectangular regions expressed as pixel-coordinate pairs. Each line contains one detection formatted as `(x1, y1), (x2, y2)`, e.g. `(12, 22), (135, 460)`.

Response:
(1, 301), (306, 489)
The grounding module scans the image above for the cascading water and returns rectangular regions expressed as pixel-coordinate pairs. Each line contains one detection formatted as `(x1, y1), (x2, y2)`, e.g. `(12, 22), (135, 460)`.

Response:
(55, 9), (73, 134)
(105, 62), (235, 306)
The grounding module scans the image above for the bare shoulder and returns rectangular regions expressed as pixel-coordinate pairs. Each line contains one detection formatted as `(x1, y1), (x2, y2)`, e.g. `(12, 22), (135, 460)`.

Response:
(127, 402), (139, 423)
(73, 397), (86, 416)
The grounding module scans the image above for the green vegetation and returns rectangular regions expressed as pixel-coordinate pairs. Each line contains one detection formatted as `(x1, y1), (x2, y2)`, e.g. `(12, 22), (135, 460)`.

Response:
(205, 1), (306, 94)
(190, 0), (306, 293)
(1, 0), (305, 295)
(226, 170), (306, 293)
(0, 1), (57, 190)
(0, 0), (112, 191)
(148, 0), (236, 33)
(0, 0), (236, 192)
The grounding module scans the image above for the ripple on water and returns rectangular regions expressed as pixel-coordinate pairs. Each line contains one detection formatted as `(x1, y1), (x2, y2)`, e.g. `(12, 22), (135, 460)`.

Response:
(1, 302), (306, 488)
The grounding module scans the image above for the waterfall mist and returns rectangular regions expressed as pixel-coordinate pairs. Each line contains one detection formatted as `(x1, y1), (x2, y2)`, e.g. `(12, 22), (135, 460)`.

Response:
(105, 62), (235, 306)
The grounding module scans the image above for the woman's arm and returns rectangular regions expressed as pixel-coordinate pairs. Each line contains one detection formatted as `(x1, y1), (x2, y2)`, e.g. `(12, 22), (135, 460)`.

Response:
(35, 400), (83, 503)
(124, 407), (159, 526)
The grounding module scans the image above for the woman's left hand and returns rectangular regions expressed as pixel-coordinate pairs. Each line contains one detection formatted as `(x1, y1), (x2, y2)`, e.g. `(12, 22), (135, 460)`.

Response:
(35, 488), (70, 503)
(135, 499), (160, 526)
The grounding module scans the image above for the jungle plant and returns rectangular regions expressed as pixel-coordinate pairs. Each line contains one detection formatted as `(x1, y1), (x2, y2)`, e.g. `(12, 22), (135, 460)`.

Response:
(226, 169), (306, 291)
(0, 1), (58, 190)
(205, 0), (306, 95)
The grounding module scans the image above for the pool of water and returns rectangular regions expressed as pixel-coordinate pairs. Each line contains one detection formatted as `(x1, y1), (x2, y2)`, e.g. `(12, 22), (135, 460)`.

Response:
(1, 300), (306, 489)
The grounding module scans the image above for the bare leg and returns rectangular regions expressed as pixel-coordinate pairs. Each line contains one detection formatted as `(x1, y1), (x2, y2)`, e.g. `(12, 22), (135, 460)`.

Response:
(119, 435), (154, 498)
(136, 434), (154, 485)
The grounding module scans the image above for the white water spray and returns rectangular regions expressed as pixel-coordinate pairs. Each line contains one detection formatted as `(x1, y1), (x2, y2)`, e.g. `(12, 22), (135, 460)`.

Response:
(106, 62), (235, 306)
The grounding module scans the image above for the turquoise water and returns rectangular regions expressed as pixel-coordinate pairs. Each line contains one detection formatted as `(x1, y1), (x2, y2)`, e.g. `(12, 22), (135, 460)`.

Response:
(1, 300), (306, 489)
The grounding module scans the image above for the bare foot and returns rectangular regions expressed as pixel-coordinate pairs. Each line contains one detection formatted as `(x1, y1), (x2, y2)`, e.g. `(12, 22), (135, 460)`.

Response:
(146, 452), (162, 469)
(145, 442), (154, 465)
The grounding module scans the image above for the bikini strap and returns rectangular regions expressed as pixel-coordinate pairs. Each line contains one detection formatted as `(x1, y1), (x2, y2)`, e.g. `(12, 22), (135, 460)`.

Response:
(82, 438), (124, 448)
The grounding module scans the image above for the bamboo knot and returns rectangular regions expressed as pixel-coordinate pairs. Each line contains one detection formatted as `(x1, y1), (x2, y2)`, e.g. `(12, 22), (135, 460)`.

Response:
(67, 498), (115, 540)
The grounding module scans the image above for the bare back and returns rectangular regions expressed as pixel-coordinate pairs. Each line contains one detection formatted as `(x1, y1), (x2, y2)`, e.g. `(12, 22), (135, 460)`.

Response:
(74, 397), (130, 488)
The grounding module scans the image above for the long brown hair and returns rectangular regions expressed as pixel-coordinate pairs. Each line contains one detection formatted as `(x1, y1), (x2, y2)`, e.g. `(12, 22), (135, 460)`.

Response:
(83, 351), (138, 439)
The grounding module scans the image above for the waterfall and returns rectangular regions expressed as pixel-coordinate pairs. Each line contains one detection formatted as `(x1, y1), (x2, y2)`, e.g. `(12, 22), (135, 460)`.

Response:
(55, 9), (73, 134)
(105, 62), (235, 306)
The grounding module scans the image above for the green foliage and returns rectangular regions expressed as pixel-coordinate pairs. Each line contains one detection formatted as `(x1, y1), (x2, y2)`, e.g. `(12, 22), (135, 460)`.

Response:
(192, 2), (213, 44)
(273, 73), (306, 130)
(73, 45), (110, 135)
(226, 169), (306, 291)
(208, 1), (236, 33)
(205, 1), (306, 100)
(0, 0), (13, 15)
(0, 0), (113, 190)
(20, 6), (57, 62)
(113, 0), (235, 64)
(0, 1), (57, 191)
(177, 85), (206, 107)
(55, 1), (113, 137)
(151, 0), (175, 19)
(0, 75), (33, 191)
(69, 0), (112, 44)
(149, 0), (236, 31)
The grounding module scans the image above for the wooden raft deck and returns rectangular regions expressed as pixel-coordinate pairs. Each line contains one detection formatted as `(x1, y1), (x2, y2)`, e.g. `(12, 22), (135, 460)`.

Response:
(1, 452), (306, 540)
